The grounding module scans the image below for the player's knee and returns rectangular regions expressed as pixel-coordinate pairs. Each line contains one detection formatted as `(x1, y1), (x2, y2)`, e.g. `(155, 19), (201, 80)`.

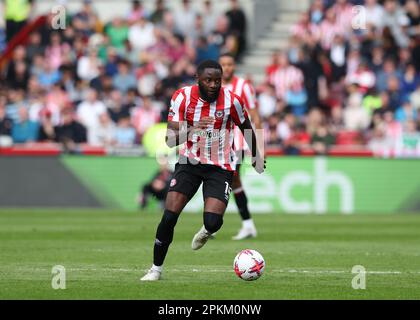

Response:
(204, 212), (223, 234)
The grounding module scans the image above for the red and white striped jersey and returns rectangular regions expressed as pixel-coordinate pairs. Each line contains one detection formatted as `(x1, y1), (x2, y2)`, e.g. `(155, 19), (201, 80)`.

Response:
(168, 85), (249, 171)
(269, 65), (304, 100)
(224, 76), (258, 152)
(224, 76), (257, 111)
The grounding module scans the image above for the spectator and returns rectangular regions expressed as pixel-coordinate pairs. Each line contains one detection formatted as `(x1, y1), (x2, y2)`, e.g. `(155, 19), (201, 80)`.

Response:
(202, 0), (218, 36)
(76, 88), (107, 143)
(377, 59), (401, 93)
(127, 0), (148, 25)
(45, 32), (71, 71)
(173, 0), (196, 39)
(105, 89), (130, 123)
(400, 63), (420, 99)
(90, 112), (116, 147)
(195, 35), (219, 64)
(114, 115), (136, 146)
(38, 60), (62, 89)
(329, 35), (349, 82)
(311, 125), (335, 155)
(410, 83), (420, 110)
(381, 0), (410, 48)
(72, 0), (100, 38)
(225, 0), (247, 60)
(105, 17), (129, 53)
(77, 47), (102, 81)
(269, 52), (305, 101)
(364, 0), (385, 29)
(345, 60), (376, 94)
(277, 113), (296, 146)
(363, 88), (382, 116)
(4, 0), (33, 42)
(11, 107), (39, 143)
(286, 82), (308, 117)
(6, 45), (27, 85)
(258, 83), (278, 120)
(131, 95), (161, 143)
(396, 119), (420, 157)
(316, 7), (342, 50)
(128, 15), (156, 52)
(54, 107), (87, 152)
(383, 109), (403, 149)
(5, 89), (27, 122)
(0, 97), (13, 138)
(10, 60), (30, 90)
(309, 0), (324, 25)
(112, 60), (138, 94)
(264, 114), (282, 147)
(26, 32), (45, 62)
(343, 86), (370, 131)
(386, 75), (403, 110)
(405, 0), (420, 37)
(38, 109), (56, 142)
(265, 50), (282, 83)
(150, 0), (167, 25)
(395, 100), (418, 125)
(331, 0), (354, 34)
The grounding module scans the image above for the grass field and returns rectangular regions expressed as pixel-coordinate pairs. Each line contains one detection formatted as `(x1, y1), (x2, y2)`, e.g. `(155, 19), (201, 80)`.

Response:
(1, 209), (420, 300)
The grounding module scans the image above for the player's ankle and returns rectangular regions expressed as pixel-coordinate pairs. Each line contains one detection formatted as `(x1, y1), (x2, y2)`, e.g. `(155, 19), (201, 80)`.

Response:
(151, 264), (162, 273)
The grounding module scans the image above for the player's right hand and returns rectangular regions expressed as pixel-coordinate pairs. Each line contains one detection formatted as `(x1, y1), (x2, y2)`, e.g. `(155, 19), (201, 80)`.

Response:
(252, 157), (266, 174)
(196, 117), (215, 130)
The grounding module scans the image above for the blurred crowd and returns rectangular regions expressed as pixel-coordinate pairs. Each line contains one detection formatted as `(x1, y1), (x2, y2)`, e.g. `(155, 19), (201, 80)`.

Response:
(0, 0), (247, 152)
(260, 0), (420, 156)
(0, 0), (419, 157)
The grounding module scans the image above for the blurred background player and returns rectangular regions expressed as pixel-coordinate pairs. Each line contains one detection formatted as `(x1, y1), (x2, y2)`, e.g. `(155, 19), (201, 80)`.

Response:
(219, 53), (263, 240)
(138, 155), (173, 210)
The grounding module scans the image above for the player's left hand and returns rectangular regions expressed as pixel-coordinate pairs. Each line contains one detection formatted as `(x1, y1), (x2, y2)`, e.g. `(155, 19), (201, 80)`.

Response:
(252, 157), (266, 174)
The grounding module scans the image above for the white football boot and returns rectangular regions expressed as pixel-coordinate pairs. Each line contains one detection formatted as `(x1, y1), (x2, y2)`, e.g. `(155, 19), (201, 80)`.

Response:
(232, 227), (257, 240)
(191, 226), (212, 250)
(140, 268), (161, 281)
(232, 219), (257, 240)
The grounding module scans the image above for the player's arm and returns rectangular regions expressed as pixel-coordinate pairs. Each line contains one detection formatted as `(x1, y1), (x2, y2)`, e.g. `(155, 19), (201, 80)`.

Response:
(238, 118), (266, 174)
(232, 96), (266, 174)
(243, 82), (264, 153)
(165, 118), (215, 148)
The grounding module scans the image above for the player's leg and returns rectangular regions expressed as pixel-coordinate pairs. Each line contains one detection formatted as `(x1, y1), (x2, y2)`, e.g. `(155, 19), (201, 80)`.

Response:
(232, 165), (257, 240)
(191, 197), (227, 250)
(191, 166), (233, 250)
(141, 191), (189, 281)
(141, 164), (201, 281)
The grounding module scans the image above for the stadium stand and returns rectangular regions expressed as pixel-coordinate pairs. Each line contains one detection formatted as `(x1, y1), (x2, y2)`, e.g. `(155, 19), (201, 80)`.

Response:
(0, 0), (419, 157)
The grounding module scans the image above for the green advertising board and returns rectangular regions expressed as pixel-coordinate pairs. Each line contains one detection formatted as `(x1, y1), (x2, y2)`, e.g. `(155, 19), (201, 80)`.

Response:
(62, 156), (420, 214)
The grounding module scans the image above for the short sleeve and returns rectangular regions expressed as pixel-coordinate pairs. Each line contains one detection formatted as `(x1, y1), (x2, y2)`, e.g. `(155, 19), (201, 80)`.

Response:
(242, 81), (257, 110)
(168, 89), (186, 122)
(230, 94), (249, 126)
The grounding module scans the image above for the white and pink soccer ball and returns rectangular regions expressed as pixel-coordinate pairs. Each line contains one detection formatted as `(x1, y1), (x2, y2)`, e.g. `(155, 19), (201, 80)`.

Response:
(233, 249), (265, 281)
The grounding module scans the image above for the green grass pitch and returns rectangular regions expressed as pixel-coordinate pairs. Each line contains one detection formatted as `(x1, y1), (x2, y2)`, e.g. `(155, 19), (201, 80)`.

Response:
(1, 209), (420, 299)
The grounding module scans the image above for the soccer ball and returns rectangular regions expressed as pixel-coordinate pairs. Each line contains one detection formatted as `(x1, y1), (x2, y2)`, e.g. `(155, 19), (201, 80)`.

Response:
(233, 249), (265, 281)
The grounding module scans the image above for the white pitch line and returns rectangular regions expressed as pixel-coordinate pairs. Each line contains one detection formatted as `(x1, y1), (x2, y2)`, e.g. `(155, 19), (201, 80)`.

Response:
(5, 267), (420, 275)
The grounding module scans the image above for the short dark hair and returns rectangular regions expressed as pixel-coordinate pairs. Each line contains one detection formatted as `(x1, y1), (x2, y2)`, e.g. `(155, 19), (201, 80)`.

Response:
(219, 52), (235, 60)
(197, 60), (222, 76)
